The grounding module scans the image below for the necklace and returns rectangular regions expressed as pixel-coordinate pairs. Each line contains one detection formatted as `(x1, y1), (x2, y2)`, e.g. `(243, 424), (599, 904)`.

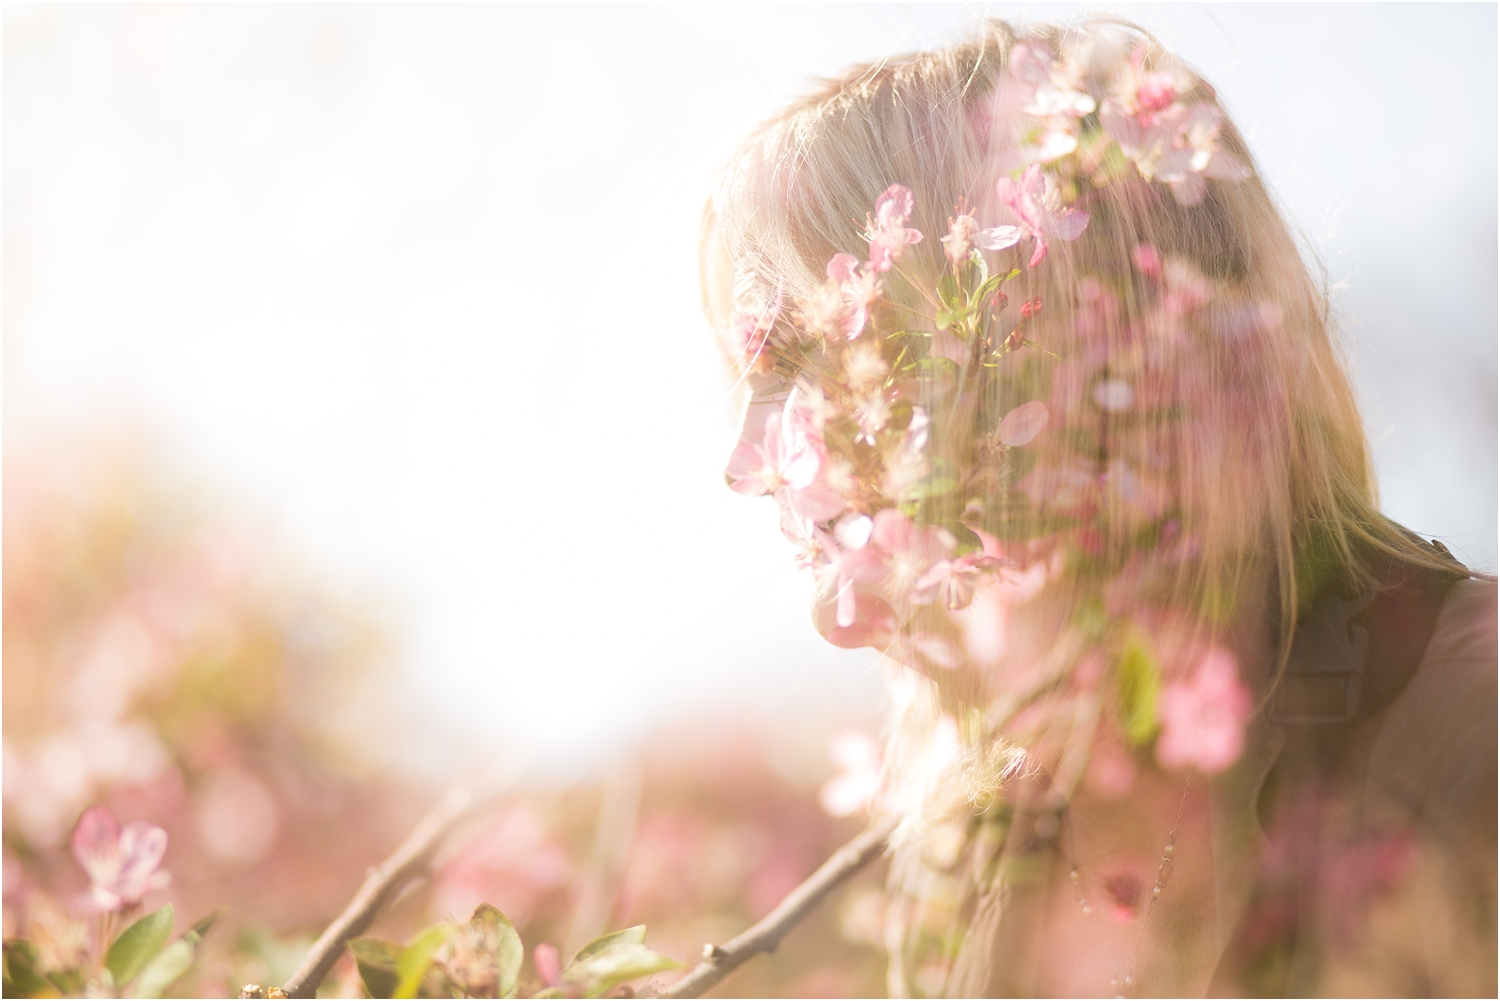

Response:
(1064, 771), (1193, 998)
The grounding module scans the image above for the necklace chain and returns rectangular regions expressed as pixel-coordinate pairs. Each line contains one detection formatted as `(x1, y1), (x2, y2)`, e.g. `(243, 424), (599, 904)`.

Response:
(1065, 772), (1193, 998)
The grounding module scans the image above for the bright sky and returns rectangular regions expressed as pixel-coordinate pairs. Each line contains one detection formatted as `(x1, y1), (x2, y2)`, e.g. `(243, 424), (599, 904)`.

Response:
(7, 4), (1495, 777)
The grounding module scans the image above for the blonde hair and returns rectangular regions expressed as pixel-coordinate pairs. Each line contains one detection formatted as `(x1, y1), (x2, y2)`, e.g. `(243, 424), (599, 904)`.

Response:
(707, 16), (1463, 675)
(704, 18), (1474, 994)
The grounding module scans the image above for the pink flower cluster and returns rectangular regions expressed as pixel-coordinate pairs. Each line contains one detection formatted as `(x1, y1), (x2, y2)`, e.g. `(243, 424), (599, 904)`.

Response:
(1098, 48), (1252, 205)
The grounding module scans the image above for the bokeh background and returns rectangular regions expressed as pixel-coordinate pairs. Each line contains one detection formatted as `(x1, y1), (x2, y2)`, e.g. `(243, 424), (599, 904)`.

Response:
(5, 4), (1495, 997)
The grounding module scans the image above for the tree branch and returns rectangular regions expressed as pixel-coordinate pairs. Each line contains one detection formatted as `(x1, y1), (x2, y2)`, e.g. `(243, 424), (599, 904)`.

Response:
(279, 786), (478, 999)
(661, 814), (897, 1000)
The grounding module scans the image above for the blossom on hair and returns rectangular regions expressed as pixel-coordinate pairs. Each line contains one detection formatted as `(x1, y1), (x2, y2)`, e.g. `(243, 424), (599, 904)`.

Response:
(994, 165), (1090, 267)
(867, 184), (924, 272)
(70, 805), (170, 912)
(1101, 100), (1250, 206)
(1155, 646), (1252, 774)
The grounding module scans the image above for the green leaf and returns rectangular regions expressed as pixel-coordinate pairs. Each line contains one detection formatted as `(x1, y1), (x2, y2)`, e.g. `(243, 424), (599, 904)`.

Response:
(969, 249), (989, 285)
(1116, 638), (1161, 746)
(107, 904), (175, 987)
(566, 942), (680, 998)
(568, 926), (645, 968)
(936, 274), (962, 311)
(914, 356), (961, 382)
(969, 272), (1006, 310)
(907, 458), (959, 500)
(935, 310), (953, 331)
(350, 937), (402, 1000)
(393, 922), (453, 999)
(3, 940), (51, 998)
(129, 908), (221, 1000)
(491, 910), (523, 1000)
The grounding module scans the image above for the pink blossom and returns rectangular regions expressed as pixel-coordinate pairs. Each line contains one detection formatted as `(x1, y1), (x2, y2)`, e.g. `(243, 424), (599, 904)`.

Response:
(867, 184), (924, 272)
(725, 410), (819, 498)
(533, 944), (562, 989)
(1132, 243), (1162, 276)
(911, 551), (1010, 610)
(720, 288), (783, 370)
(70, 806), (170, 912)
(992, 165), (1090, 268)
(1100, 100), (1250, 206)
(1155, 646), (1252, 774)
(868, 508), (951, 602)
(995, 400), (1049, 446)
(1135, 72), (1178, 113)
(826, 252), (861, 284)
(940, 214), (981, 266)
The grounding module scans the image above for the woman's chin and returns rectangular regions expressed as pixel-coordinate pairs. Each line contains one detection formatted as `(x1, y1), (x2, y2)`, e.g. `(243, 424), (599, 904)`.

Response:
(813, 586), (897, 650)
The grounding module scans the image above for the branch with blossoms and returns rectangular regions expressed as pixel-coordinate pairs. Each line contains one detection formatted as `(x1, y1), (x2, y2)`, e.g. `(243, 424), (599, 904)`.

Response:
(3, 806), (221, 999)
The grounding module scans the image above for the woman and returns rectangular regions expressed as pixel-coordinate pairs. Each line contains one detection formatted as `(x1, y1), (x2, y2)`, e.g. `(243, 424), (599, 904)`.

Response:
(702, 19), (1495, 999)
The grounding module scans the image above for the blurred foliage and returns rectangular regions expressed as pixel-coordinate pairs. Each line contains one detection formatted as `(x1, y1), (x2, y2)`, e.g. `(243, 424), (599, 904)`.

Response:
(3, 434), (886, 997)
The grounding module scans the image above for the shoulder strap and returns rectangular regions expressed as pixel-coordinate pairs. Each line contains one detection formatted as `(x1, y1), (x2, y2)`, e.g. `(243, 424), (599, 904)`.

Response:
(1274, 536), (1466, 726)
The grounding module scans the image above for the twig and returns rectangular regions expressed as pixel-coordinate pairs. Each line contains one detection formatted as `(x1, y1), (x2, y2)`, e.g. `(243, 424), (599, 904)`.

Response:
(662, 814), (897, 1000)
(279, 787), (477, 998)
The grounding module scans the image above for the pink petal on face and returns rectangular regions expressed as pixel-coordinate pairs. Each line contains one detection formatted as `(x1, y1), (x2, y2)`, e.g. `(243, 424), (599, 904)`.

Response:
(996, 400), (1049, 446)
(1043, 207), (1089, 241)
(826, 252), (861, 283)
(823, 594), (896, 649)
(869, 507), (914, 554)
(834, 513), (873, 550)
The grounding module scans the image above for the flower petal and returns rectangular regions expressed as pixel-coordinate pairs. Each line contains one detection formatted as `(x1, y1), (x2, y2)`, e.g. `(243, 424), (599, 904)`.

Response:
(996, 400), (1050, 446)
(973, 225), (1022, 250)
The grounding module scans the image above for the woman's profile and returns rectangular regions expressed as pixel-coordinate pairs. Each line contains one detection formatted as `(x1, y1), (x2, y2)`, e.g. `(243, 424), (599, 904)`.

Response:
(701, 19), (1496, 998)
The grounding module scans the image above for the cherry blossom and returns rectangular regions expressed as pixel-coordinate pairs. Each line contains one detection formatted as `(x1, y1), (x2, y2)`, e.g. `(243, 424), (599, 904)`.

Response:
(993, 165), (1090, 267)
(912, 551), (1010, 610)
(70, 805), (170, 912)
(1155, 646), (1253, 774)
(1100, 100), (1250, 207)
(726, 410), (819, 498)
(867, 508), (951, 602)
(866, 184), (924, 272)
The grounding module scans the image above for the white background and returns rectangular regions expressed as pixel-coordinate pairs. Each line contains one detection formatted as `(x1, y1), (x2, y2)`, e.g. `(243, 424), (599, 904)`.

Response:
(7, 3), (1495, 777)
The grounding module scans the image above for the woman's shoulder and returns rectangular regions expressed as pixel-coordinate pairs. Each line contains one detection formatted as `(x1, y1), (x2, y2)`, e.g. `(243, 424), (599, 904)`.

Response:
(1365, 577), (1496, 849)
